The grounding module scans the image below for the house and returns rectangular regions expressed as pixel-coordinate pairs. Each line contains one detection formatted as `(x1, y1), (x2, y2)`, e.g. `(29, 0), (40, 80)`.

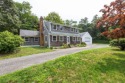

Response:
(20, 29), (40, 45)
(20, 17), (81, 47)
(80, 32), (92, 45)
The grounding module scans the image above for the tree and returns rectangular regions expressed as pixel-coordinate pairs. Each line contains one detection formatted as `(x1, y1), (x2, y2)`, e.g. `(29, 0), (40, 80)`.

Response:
(78, 17), (89, 32)
(64, 19), (77, 27)
(44, 12), (64, 24)
(97, 0), (125, 39)
(15, 1), (38, 30)
(0, 0), (21, 34)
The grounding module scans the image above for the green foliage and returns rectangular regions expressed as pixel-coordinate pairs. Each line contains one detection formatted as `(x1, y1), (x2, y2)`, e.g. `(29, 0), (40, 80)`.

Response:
(0, 31), (24, 53)
(110, 38), (125, 50)
(61, 43), (71, 48)
(0, 0), (21, 34)
(0, 0), (38, 34)
(64, 19), (77, 27)
(76, 42), (86, 47)
(15, 1), (38, 30)
(44, 12), (64, 24)
(1, 48), (125, 82)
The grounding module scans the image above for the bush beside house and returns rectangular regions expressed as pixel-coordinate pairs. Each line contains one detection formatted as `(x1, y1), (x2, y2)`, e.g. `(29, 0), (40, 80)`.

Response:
(0, 31), (24, 53)
(110, 38), (125, 50)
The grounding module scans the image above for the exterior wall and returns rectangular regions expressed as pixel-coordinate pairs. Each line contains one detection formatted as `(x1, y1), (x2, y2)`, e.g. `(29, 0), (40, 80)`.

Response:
(43, 27), (49, 46)
(50, 35), (67, 46)
(81, 33), (92, 45)
(22, 37), (40, 45)
(51, 23), (79, 34)
(50, 35), (80, 46)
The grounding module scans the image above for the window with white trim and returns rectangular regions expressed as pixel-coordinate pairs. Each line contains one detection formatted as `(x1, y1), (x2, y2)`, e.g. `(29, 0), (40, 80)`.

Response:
(25, 37), (30, 42)
(73, 37), (76, 41)
(34, 37), (39, 42)
(59, 36), (64, 41)
(53, 25), (57, 30)
(52, 36), (57, 41)
(71, 28), (74, 32)
(77, 37), (80, 41)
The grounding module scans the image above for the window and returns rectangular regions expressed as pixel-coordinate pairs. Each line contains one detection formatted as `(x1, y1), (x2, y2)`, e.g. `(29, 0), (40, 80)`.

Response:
(71, 28), (74, 32)
(52, 36), (57, 41)
(77, 37), (80, 41)
(53, 25), (57, 30)
(76, 29), (78, 32)
(73, 37), (76, 41)
(60, 26), (63, 31)
(59, 36), (64, 41)
(45, 35), (47, 42)
(25, 37), (30, 42)
(34, 37), (39, 42)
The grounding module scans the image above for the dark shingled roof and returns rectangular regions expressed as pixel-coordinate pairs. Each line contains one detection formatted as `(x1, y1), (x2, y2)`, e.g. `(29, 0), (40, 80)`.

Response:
(20, 29), (40, 37)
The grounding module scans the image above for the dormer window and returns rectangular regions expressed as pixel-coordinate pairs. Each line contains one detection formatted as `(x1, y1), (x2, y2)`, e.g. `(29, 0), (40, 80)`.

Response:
(71, 28), (74, 32)
(76, 29), (78, 32)
(53, 25), (57, 30)
(60, 26), (63, 31)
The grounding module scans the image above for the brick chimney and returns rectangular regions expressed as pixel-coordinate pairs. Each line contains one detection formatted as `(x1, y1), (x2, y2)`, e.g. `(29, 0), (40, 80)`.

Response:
(39, 16), (44, 46)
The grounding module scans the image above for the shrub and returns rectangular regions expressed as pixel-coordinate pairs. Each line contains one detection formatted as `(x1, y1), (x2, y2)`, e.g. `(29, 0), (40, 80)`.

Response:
(110, 38), (125, 50)
(61, 43), (71, 48)
(0, 31), (24, 53)
(76, 42), (86, 47)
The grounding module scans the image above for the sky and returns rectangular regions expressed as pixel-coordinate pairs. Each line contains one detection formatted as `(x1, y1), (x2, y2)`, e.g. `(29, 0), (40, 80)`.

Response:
(14, 0), (114, 22)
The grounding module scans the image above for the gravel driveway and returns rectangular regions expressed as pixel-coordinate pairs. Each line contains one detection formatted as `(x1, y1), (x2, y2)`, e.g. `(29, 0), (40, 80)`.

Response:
(0, 44), (108, 76)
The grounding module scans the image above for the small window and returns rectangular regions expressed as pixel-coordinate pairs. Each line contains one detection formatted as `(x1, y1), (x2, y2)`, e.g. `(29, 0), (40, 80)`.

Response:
(53, 25), (57, 30)
(60, 26), (63, 31)
(52, 36), (57, 41)
(34, 37), (39, 42)
(59, 36), (64, 41)
(25, 37), (30, 42)
(76, 29), (78, 32)
(71, 28), (74, 32)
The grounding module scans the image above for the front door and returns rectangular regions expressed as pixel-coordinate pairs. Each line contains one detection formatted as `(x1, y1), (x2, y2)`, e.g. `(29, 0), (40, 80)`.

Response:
(67, 36), (70, 44)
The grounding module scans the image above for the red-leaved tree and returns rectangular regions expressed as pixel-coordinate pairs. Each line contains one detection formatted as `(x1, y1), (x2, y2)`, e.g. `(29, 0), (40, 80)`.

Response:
(97, 0), (125, 39)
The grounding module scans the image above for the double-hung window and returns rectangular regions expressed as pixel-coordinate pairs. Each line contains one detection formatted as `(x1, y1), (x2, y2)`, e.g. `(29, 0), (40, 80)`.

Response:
(52, 36), (57, 41)
(34, 37), (39, 42)
(59, 36), (64, 41)
(77, 37), (80, 41)
(73, 37), (76, 41)
(25, 37), (30, 42)
(53, 25), (57, 30)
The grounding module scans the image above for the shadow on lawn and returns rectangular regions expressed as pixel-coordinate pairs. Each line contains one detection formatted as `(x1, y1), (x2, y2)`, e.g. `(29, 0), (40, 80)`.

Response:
(96, 53), (125, 75)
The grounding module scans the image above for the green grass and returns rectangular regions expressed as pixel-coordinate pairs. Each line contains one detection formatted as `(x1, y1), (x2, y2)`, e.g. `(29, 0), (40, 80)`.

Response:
(0, 47), (125, 83)
(0, 46), (53, 60)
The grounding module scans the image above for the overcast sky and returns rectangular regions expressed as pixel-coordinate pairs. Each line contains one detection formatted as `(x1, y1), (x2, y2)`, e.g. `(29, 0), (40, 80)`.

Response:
(14, 0), (114, 22)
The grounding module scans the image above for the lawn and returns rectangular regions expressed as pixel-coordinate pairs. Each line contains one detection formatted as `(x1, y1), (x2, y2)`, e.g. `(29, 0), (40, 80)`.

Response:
(0, 47), (125, 83)
(0, 46), (53, 60)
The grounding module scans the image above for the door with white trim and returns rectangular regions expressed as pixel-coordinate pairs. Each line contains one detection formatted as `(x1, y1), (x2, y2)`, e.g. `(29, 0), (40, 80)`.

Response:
(67, 36), (70, 44)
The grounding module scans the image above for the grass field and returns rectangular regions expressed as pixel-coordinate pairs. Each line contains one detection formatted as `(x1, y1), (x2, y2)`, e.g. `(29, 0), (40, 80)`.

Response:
(0, 46), (53, 60)
(0, 47), (125, 83)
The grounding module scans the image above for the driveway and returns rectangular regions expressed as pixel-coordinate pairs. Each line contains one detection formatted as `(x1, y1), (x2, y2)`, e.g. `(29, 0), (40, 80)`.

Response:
(0, 44), (108, 76)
